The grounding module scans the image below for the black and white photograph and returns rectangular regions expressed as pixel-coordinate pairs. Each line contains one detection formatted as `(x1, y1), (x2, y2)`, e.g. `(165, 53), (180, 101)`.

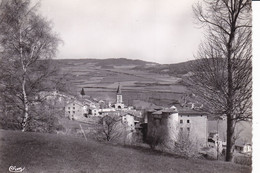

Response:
(0, 0), (255, 172)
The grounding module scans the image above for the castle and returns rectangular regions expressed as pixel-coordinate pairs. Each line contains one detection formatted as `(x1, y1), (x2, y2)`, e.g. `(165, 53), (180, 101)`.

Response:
(146, 105), (208, 147)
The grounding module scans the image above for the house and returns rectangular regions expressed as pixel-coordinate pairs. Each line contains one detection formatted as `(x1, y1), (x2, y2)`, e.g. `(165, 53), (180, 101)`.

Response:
(178, 109), (208, 146)
(235, 142), (252, 154)
(89, 107), (100, 116)
(121, 113), (135, 131)
(208, 132), (226, 153)
(65, 100), (87, 121)
(37, 90), (76, 109)
(208, 118), (227, 142)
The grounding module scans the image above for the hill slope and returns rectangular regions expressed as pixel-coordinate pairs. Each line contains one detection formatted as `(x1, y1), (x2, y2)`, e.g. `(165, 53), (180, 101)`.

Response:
(0, 130), (251, 173)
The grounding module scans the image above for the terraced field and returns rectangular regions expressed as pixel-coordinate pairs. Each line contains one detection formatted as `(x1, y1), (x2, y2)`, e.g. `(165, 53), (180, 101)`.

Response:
(58, 59), (188, 106)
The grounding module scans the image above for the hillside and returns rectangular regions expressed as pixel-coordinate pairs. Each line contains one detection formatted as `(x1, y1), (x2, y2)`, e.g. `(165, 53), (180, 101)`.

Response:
(0, 130), (251, 173)
(55, 58), (158, 69)
(55, 58), (189, 106)
(133, 60), (195, 76)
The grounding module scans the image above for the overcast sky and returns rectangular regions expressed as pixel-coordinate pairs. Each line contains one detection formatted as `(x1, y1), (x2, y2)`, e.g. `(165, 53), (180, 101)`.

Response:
(37, 0), (203, 64)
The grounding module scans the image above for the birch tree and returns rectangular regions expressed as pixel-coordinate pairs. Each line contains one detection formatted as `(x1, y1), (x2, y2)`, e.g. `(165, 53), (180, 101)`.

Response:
(192, 0), (252, 161)
(0, 0), (60, 131)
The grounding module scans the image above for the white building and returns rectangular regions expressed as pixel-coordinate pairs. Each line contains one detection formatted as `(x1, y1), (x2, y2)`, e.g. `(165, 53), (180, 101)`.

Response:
(121, 113), (135, 131)
(178, 110), (208, 146)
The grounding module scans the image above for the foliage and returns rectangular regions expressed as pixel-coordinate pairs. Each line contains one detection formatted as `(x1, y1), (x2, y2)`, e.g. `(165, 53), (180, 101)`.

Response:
(146, 127), (166, 150)
(0, 0), (61, 131)
(80, 88), (85, 96)
(97, 115), (124, 142)
(25, 103), (64, 133)
(174, 132), (201, 158)
(233, 154), (252, 166)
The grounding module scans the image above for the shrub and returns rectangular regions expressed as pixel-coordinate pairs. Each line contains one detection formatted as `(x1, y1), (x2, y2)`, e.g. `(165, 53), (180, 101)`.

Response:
(233, 154), (252, 166)
(26, 104), (64, 133)
(174, 133), (201, 158)
(146, 128), (166, 150)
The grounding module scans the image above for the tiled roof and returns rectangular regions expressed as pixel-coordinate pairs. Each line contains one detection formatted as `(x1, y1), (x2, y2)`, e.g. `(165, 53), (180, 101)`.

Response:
(162, 108), (178, 113)
(178, 109), (208, 116)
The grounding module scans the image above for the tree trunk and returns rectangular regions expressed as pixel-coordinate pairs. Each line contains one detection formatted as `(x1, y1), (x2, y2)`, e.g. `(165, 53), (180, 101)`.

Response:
(21, 76), (29, 132)
(225, 114), (235, 161)
(20, 28), (29, 132)
(225, 34), (235, 161)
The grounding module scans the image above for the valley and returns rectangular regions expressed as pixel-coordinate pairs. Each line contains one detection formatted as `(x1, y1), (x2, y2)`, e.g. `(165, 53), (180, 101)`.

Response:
(57, 58), (189, 106)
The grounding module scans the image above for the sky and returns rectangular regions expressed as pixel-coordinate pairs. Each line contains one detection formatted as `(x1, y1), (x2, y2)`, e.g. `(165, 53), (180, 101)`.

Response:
(36, 0), (203, 64)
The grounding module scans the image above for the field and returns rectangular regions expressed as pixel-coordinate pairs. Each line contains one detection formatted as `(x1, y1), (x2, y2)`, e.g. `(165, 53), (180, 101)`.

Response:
(57, 59), (188, 106)
(0, 130), (251, 173)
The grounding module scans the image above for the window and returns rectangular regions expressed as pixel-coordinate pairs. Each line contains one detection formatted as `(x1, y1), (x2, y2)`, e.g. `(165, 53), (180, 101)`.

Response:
(180, 127), (183, 131)
(180, 120), (183, 124)
(73, 107), (75, 109)
(187, 120), (190, 123)
(68, 107), (70, 109)
(68, 111), (70, 113)
(187, 127), (190, 131)
(73, 111), (75, 113)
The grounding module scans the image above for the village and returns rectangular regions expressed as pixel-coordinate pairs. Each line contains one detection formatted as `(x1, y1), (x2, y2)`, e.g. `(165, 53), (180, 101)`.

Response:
(0, 0), (254, 172)
(40, 83), (252, 159)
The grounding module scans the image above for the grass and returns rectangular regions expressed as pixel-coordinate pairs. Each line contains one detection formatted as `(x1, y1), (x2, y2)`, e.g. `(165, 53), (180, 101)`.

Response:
(0, 129), (251, 173)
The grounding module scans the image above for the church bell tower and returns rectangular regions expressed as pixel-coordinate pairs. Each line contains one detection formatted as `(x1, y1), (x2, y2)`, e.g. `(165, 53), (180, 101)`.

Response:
(115, 83), (124, 109)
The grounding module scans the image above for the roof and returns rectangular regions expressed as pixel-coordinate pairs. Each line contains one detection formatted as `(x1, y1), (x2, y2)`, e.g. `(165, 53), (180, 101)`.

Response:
(162, 108), (178, 113)
(65, 100), (83, 107)
(122, 113), (134, 117)
(152, 111), (162, 115)
(116, 83), (122, 94)
(122, 110), (142, 117)
(178, 109), (208, 116)
(150, 105), (164, 110)
(151, 108), (177, 115)
(235, 142), (252, 147)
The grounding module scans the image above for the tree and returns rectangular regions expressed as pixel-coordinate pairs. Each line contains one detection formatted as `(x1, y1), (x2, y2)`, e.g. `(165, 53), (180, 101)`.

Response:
(191, 0), (252, 161)
(0, 0), (61, 131)
(98, 115), (123, 142)
(80, 87), (85, 96)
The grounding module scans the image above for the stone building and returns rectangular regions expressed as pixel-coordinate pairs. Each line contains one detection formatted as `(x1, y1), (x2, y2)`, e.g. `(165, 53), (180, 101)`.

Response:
(146, 107), (179, 148)
(146, 106), (208, 148)
(65, 100), (87, 121)
(178, 110), (208, 146)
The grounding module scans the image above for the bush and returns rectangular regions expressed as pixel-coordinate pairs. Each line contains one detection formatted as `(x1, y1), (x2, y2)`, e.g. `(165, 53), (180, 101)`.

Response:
(146, 128), (166, 150)
(233, 154), (252, 166)
(26, 104), (64, 133)
(0, 109), (23, 130)
(0, 115), (22, 130)
(174, 133), (201, 158)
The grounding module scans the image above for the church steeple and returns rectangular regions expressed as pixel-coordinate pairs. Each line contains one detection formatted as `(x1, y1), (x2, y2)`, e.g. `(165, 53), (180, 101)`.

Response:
(115, 83), (123, 107)
(116, 83), (122, 94)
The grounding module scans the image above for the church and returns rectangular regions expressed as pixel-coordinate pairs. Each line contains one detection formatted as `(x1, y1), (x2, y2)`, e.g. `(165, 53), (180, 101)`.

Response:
(114, 83), (125, 109)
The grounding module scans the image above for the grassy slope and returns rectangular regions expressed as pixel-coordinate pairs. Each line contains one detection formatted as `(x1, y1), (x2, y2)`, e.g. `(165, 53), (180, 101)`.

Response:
(0, 130), (251, 173)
